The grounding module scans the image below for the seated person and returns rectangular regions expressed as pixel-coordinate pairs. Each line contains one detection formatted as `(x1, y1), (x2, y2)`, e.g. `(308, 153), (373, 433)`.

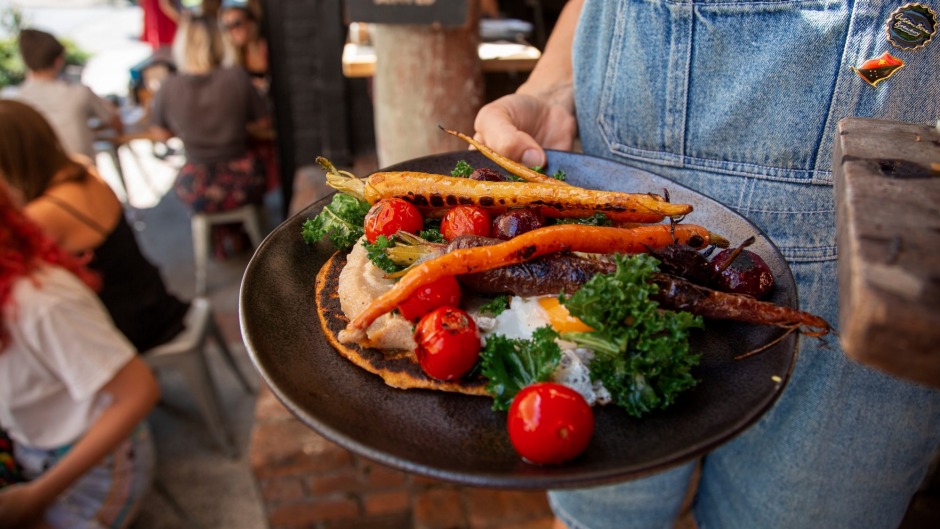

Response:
(0, 99), (190, 352)
(220, 1), (279, 192)
(150, 13), (271, 254)
(7, 28), (123, 165)
(220, 1), (269, 93)
(0, 180), (159, 529)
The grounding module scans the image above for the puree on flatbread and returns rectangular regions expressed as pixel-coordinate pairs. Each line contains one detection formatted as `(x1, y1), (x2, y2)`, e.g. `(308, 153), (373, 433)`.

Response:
(315, 240), (489, 396)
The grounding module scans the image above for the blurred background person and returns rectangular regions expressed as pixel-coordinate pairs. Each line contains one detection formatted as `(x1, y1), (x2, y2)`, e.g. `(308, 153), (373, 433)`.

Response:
(149, 12), (271, 257)
(220, 0), (268, 92)
(140, 0), (181, 55)
(0, 100), (190, 353)
(220, 0), (279, 193)
(0, 179), (159, 529)
(7, 28), (123, 167)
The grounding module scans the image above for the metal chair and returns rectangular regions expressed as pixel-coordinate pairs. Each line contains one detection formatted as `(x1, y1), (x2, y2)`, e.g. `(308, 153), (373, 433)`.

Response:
(142, 297), (254, 457)
(191, 205), (265, 295)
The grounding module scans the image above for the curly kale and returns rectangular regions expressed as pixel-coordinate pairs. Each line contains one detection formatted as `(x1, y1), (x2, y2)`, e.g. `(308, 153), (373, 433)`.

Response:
(301, 194), (371, 250)
(560, 254), (704, 417)
(480, 326), (561, 411)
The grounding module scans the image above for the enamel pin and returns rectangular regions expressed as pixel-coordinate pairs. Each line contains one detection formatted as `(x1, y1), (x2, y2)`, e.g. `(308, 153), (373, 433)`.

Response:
(886, 3), (937, 50)
(853, 52), (906, 87)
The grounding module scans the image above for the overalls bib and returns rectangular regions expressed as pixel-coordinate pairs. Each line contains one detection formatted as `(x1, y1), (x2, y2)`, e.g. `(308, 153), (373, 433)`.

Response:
(550, 1), (940, 528)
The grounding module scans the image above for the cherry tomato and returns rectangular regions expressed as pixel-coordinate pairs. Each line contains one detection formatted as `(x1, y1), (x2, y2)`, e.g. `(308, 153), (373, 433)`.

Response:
(414, 307), (481, 381)
(363, 198), (424, 243)
(440, 205), (492, 240)
(396, 275), (462, 322)
(507, 382), (594, 465)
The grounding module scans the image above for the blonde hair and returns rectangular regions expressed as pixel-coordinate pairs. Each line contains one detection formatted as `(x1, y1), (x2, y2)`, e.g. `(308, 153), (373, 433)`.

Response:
(172, 13), (235, 74)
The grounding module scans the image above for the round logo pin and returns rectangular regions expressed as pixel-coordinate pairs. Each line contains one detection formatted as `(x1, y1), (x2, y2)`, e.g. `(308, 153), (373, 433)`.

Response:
(886, 3), (937, 50)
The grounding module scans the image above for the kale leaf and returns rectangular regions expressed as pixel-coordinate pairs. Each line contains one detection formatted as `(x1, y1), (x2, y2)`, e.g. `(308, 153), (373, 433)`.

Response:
(451, 160), (474, 177)
(480, 326), (561, 411)
(560, 253), (704, 417)
(479, 295), (510, 316)
(301, 193), (371, 250)
(363, 235), (405, 273)
(419, 228), (445, 243)
(553, 212), (613, 227)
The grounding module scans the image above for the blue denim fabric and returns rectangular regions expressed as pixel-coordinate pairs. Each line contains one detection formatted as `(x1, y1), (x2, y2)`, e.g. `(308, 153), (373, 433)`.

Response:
(16, 423), (155, 529)
(551, 1), (940, 528)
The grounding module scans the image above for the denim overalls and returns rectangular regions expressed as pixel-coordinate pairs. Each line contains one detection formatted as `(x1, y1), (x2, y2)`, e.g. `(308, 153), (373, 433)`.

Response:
(550, 1), (940, 528)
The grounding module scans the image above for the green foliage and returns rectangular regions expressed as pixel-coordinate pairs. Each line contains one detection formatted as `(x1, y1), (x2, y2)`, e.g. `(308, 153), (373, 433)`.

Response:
(560, 253), (704, 417)
(480, 326), (561, 411)
(0, 36), (22, 88)
(0, 6), (91, 89)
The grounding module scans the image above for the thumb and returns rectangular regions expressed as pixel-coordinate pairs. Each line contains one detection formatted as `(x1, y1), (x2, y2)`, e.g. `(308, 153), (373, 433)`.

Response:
(519, 145), (546, 169)
(472, 125), (546, 168)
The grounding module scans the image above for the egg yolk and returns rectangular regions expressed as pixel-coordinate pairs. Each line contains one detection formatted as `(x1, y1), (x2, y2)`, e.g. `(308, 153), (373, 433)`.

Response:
(537, 297), (594, 333)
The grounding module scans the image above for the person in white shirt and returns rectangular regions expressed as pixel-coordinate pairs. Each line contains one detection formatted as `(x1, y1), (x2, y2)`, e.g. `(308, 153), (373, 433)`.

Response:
(0, 180), (158, 529)
(8, 29), (123, 163)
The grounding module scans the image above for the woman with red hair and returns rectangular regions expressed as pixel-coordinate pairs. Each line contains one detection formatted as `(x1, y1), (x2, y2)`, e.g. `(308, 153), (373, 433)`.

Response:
(0, 181), (159, 528)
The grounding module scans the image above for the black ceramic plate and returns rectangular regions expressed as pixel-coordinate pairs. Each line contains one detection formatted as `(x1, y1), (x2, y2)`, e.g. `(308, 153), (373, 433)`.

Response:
(240, 150), (798, 490)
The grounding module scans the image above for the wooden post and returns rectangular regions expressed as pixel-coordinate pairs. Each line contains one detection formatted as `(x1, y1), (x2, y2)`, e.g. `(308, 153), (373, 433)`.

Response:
(371, 4), (482, 167)
(834, 117), (940, 388)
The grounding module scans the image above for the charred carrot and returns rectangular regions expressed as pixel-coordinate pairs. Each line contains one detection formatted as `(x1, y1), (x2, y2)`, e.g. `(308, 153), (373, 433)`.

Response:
(441, 127), (565, 186)
(651, 273), (831, 336)
(318, 157), (692, 220)
(441, 129), (672, 222)
(338, 223), (720, 343)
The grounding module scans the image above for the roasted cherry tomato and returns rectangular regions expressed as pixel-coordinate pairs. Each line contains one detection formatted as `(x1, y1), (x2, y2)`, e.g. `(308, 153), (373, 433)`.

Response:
(440, 205), (492, 240)
(507, 382), (594, 465)
(363, 198), (424, 243)
(396, 275), (462, 322)
(414, 307), (481, 381)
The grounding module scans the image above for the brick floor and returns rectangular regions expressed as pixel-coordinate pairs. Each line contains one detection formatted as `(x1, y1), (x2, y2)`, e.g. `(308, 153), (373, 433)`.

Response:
(250, 385), (556, 529)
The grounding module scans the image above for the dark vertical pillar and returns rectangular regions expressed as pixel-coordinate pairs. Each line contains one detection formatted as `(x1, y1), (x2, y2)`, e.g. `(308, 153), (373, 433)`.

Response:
(261, 0), (351, 217)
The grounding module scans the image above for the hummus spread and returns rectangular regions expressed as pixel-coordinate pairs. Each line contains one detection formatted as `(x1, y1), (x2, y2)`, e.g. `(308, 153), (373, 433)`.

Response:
(337, 238), (416, 351)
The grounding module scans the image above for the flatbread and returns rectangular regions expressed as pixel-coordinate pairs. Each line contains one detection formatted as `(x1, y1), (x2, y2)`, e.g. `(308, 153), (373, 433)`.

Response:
(315, 251), (489, 396)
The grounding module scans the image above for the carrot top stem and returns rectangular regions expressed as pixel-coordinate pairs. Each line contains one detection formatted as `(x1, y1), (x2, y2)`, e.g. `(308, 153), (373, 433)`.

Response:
(317, 156), (368, 201)
(441, 126), (565, 186)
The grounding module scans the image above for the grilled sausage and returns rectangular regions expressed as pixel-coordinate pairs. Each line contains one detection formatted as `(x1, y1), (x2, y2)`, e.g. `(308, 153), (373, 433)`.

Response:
(448, 235), (615, 296)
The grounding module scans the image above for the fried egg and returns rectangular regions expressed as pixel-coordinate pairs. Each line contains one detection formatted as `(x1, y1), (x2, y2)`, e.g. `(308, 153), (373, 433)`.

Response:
(474, 295), (611, 406)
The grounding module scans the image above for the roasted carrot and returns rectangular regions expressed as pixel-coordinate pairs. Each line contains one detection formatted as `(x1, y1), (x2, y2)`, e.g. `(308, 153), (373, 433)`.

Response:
(441, 127), (566, 186)
(318, 157), (692, 221)
(441, 129), (668, 222)
(651, 273), (831, 336)
(338, 223), (720, 343)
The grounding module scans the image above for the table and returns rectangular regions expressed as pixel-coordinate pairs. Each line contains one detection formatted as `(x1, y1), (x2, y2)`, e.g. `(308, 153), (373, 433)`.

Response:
(342, 41), (541, 78)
